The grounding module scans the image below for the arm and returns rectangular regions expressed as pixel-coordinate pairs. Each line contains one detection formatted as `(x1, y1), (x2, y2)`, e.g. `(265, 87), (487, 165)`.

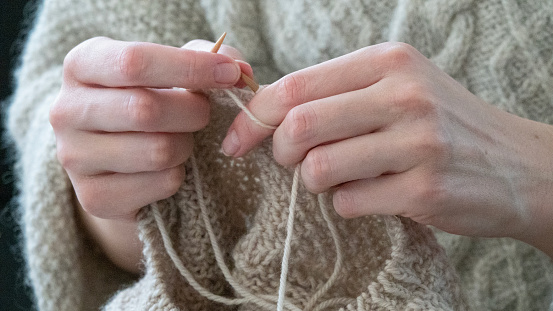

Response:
(222, 42), (553, 258)
(5, 0), (233, 308)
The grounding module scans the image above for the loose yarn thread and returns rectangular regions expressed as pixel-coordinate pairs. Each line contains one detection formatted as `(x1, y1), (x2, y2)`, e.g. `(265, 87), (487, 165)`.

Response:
(151, 88), (346, 310)
(276, 164), (300, 311)
(223, 89), (278, 130)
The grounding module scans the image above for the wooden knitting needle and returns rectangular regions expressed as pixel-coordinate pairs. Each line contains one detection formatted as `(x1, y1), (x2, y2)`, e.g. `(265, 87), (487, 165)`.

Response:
(210, 32), (227, 53)
(240, 74), (259, 93)
(211, 32), (259, 93)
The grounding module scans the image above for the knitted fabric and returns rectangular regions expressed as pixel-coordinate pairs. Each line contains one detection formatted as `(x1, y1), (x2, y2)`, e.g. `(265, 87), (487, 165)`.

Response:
(101, 89), (465, 310)
(6, 0), (553, 310)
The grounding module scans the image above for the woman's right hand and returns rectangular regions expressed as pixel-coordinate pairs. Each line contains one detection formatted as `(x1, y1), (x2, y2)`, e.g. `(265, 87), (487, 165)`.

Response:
(49, 37), (249, 272)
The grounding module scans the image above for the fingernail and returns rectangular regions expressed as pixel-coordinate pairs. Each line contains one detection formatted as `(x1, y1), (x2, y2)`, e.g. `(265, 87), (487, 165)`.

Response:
(214, 62), (240, 84)
(222, 130), (240, 156)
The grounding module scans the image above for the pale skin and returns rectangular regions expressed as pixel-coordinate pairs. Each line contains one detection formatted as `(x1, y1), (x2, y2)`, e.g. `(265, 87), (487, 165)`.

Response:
(50, 38), (553, 274)
(50, 37), (253, 273)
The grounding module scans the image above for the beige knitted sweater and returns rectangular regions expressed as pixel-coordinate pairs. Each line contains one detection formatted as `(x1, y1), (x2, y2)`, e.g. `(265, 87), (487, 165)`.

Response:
(7, 0), (553, 310)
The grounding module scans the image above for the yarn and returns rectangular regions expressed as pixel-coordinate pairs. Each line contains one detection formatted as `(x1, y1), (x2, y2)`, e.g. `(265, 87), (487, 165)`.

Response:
(153, 88), (344, 310)
(15, 1), (553, 310)
(276, 165), (301, 311)
(223, 89), (278, 131)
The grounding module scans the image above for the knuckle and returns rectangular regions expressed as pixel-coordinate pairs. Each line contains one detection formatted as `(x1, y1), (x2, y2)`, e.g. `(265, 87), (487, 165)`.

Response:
(282, 105), (317, 145)
(393, 81), (424, 106)
(332, 188), (359, 218)
(183, 50), (200, 86)
(55, 142), (77, 171)
(125, 90), (160, 131)
(239, 115), (257, 139)
(62, 49), (80, 78)
(161, 166), (185, 198)
(379, 42), (418, 68)
(400, 81), (427, 102)
(148, 135), (175, 171)
(276, 73), (307, 109)
(411, 172), (447, 210)
(117, 43), (147, 83)
(76, 181), (106, 217)
(63, 37), (108, 81)
(302, 148), (333, 193)
(391, 81), (436, 117)
(416, 130), (451, 162)
(63, 41), (92, 77)
(49, 97), (69, 130)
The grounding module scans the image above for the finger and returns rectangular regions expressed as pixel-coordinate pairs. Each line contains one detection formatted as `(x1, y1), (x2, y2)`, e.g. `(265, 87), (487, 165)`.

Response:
(300, 131), (419, 194)
(235, 60), (255, 89)
(71, 165), (186, 219)
(53, 86), (210, 132)
(332, 168), (427, 219)
(58, 132), (193, 175)
(272, 80), (397, 166)
(182, 39), (254, 89)
(223, 43), (395, 157)
(64, 37), (241, 88)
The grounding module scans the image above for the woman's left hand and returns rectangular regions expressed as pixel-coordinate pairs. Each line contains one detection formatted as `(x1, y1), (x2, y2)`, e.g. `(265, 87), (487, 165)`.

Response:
(222, 42), (553, 256)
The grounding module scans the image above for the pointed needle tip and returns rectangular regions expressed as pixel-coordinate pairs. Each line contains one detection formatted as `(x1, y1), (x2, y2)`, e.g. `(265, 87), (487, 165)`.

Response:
(210, 32), (227, 53)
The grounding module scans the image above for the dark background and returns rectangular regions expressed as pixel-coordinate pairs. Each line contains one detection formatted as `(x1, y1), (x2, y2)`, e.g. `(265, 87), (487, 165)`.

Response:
(1, 1), (37, 310)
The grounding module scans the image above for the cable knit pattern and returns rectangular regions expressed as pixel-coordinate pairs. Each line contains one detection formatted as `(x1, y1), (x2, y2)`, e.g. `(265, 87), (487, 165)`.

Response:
(6, 0), (553, 310)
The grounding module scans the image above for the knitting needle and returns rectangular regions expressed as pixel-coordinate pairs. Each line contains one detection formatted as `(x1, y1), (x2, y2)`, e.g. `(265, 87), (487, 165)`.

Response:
(210, 32), (227, 53)
(211, 32), (260, 93)
(240, 73), (259, 93)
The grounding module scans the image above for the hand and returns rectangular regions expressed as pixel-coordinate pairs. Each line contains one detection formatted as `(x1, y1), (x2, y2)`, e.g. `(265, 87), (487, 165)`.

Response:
(51, 37), (251, 220)
(50, 37), (253, 272)
(222, 42), (553, 255)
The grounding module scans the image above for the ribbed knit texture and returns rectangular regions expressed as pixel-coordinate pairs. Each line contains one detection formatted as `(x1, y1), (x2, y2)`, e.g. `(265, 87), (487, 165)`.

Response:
(6, 0), (553, 310)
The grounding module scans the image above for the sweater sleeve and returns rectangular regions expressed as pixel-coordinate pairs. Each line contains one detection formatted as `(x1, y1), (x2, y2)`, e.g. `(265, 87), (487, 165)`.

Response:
(5, 1), (213, 310)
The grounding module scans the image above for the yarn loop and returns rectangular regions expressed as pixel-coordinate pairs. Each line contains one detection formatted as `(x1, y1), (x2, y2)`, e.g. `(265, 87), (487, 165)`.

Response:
(152, 88), (344, 310)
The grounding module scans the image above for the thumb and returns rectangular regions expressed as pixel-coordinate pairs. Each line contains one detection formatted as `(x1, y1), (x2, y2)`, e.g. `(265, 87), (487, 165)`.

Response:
(182, 39), (254, 89)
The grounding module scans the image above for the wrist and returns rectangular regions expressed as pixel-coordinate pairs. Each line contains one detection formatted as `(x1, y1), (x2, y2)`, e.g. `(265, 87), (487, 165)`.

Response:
(74, 194), (144, 274)
(506, 117), (553, 259)
(516, 190), (553, 258)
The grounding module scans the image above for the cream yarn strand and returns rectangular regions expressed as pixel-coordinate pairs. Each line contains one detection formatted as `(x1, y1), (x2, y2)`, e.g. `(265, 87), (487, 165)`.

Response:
(151, 201), (249, 306)
(189, 154), (302, 311)
(224, 89), (345, 310)
(153, 88), (346, 310)
(223, 89), (278, 130)
(151, 159), (302, 311)
(304, 194), (344, 311)
(276, 165), (301, 311)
